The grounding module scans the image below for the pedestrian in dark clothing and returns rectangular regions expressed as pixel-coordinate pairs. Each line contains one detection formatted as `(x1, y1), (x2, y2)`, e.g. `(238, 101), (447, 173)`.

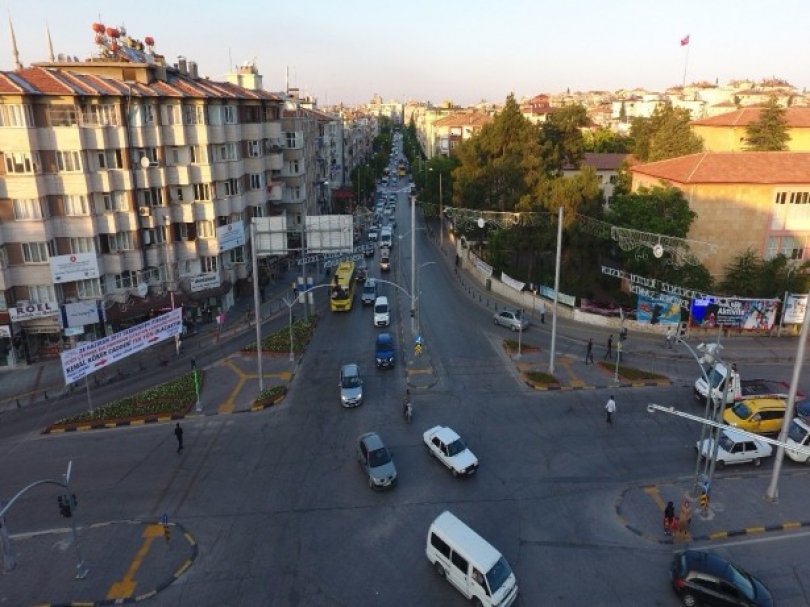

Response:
(604, 335), (613, 360)
(663, 501), (676, 535)
(174, 422), (184, 454)
(585, 338), (594, 364)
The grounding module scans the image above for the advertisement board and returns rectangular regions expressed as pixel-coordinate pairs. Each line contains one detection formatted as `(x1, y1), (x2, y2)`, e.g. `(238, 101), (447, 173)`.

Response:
(49, 253), (100, 284)
(689, 297), (779, 330)
(217, 221), (245, 253)
(782, 294), (808, 325)
(62, 301), (102, 328)
(190, 274), (220, 293)
(635, 294), (682, 325)
(9, 301), (59, 321)
(60, 308), (183, 384)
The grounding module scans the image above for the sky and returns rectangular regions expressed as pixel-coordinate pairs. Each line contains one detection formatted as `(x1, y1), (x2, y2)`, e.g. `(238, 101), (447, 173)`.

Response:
(2, 0), (808, 106)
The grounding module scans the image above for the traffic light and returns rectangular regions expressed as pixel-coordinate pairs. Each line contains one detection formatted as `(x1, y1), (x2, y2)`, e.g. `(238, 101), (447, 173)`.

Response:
(57, 494), (72, 517)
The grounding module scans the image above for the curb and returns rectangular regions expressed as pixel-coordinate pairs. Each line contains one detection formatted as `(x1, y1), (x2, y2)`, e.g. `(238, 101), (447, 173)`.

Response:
(524, 379), (672, 391)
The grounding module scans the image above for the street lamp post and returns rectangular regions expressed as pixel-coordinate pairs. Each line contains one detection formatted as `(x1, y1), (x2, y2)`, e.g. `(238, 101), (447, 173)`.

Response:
(250, 221), (263, 393)
(164, 216), (180, 357)
(410, 194), (417, 335)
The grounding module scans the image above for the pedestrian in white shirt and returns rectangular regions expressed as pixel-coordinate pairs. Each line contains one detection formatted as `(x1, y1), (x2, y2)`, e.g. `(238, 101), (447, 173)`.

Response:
(605, 396), (616, 426)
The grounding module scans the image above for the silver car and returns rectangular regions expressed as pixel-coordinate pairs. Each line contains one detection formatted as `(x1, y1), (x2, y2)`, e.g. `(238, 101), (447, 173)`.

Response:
(493, 308), (529, 332)
(357, 432), (397, 489)
(340, 363), (363, 408)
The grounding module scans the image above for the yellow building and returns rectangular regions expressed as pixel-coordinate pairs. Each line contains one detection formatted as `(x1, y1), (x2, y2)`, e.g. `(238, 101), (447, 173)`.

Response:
(630, 152), (810, 279)
(691, 107), (810, 153)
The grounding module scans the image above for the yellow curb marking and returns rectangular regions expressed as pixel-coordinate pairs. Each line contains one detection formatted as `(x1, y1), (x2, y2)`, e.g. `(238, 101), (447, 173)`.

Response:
(708, 531), (729, 540)
(745, 526), (765, 535)
(218, 359), (289, 413)
(106, 523), (164, 599)
(643, 486), (667, 510)
(782, 521), (801, 529)
(407, 368), (434, 376)
(559, 358), (586, 388)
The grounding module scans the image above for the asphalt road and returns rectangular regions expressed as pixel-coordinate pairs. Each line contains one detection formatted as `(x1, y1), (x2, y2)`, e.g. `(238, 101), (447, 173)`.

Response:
(3, 183), (810, 605)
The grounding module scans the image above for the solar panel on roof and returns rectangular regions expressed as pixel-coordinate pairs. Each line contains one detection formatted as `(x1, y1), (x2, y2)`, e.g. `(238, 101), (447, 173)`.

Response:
(5, 72), (39, 94)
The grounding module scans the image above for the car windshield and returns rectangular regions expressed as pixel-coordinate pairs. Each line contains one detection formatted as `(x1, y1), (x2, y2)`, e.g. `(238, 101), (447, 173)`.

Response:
(730, 401), (752, 419)
(484, 556), (513, 595)
(718, 433), (735, 452)
(363, 286), (375, 294)
(788, 419), (809, 444)
(726, 563), (756, 600)
(368, 447), (391, 468)
(447, 438), (467, 457)
(708, 367), (725, 389)
(342, 374), (360, 389)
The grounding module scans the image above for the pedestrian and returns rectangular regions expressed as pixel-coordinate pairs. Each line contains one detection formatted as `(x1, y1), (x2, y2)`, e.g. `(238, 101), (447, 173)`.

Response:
(585, 338), (594, 364)
(663, 501), (675, 535)
(604, 334), (613, 360)
(665, 327), (673, 349)
(675, 500), (692, 541)
(174, 422), (184, 454)
(605, 395), (616, 426)
(539, 301), (546, 324)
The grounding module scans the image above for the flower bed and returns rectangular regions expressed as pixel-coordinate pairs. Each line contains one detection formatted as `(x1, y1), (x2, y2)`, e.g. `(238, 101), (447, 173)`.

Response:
(525, 370), (560, 385)
(596, 362), (666, 381)
(53, 372), (202, 426)
(253, 385), (286, 408)
(503, 339), (540, 353)
(243, 316), (318, 355)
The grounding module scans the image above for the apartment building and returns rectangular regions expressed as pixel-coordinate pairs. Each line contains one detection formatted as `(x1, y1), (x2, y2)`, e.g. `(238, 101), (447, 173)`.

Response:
(0, 27), (311, 367)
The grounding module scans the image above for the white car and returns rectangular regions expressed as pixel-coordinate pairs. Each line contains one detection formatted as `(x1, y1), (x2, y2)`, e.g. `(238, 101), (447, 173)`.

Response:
(423, 426), (479, 477)
(695, 428), (773, 468)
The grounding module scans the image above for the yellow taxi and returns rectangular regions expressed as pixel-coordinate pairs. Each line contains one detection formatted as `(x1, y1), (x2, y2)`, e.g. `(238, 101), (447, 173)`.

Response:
(722, 397), (787, 435)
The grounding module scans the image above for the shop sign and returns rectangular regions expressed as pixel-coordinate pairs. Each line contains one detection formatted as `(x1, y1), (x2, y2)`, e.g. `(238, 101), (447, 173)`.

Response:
(9, 301), (59, 321)
(191, 274), (220, 293)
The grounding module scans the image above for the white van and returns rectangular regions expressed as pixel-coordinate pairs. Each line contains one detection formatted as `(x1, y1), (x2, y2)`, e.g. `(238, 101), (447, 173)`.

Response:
(426, 511), (518, 607)
(380, 228), (393, 249)
(373, 296), (390, 327)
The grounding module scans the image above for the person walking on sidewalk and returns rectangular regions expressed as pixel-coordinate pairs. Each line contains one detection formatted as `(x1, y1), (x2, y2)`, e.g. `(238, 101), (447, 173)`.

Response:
(663, 501), (676, 535)
(665, 327), (673, 349)
(604, 334), (613, 360)
(174, 422), (184, 454)
(675, 500), (692, 541)
(585, 338), (595, 364)
(605, 395), (616, 426)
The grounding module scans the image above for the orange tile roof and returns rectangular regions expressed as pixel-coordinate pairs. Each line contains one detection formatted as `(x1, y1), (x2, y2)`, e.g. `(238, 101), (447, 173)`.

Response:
(0, 66), (280, 101)
(630, 152), (810, 185)
(692, 107), (810, 128)
(432, 112), (492, 127)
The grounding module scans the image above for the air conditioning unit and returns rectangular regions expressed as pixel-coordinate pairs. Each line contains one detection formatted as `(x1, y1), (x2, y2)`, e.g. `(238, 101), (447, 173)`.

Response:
(139, 206), (151, 217)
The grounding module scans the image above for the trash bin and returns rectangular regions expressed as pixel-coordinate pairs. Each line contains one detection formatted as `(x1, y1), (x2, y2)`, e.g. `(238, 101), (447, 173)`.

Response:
(485, 278), (491, 291)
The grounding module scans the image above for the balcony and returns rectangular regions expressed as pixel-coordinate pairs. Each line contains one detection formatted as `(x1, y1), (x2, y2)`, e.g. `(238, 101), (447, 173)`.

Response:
(267, 182), (283, 202)
(170, 203), (195, 223)
(192, 202), (216, 221)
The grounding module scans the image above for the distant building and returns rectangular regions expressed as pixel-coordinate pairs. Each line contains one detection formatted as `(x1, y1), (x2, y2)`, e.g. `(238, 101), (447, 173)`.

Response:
(691, 107), (810, 152)
(562, 153), (632, 202)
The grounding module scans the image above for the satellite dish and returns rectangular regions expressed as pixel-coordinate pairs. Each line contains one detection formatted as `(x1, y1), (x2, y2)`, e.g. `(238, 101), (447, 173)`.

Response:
(653, 244), (664, 259)
(137, 282), (148, 298)
(140, 156), (151, 169)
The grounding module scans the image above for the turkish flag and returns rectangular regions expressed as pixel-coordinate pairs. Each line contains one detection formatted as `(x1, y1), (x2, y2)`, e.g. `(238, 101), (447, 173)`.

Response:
(680, 35), (690, 46)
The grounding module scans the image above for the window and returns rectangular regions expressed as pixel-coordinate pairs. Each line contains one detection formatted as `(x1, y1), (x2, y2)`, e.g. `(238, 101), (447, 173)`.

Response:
(29, 285), (55, 303)
(99, 191), (127, 213)
(223, 105), (237, 124)
(0, 104), (33, 127)
(289, 159), (301, 174)
(197, 220), (215, 238)
(228, 246), (245, 264)
(252, 205), (266, 218)
(13, 198), (47, 220)
(114, 270), (138, 289)
(96, 149), (123, 170)
(180, 259), (193, 275)
(430, 534), (451, 559)
(190, 144), (207, 164)
(48, 105), (79, 127)
(163, 104), (182, 125)
(108, 232), (132, 252)
(179, 223), (190, 240)
(64, 195), (89, 216)
(168, 147), (182, 166)
(183, 104), (205, 125)
(143, 226), (167, 245)
(201, 256), (218, 273)
(249, 174), (263, 190)
(22, 242), (49, 263)
(133, 148), (158, 167)
(5, 151), (41, 174)
(193, 183), (212, 202)
(56, 151), (83, 172)
(223, 178), (239, 197)
(450, 551), (468, 573)
(218, 143), (238, 162)
(83, 104), (118, 127)
(247, 140), (262, 157)
(140, 104), (155, 125)
(70, 237), (96, 254)
(285, 132), (298, 148)
(77, 278), (102, 298)
(141, 187), (164, 207)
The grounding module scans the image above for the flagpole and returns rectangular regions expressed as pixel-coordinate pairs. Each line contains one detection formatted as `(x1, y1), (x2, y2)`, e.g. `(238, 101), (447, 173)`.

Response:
(681, 37), (690, 89)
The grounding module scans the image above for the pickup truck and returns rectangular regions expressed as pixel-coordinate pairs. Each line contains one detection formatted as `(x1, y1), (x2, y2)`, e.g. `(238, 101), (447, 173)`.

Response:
(693, 361), (793, 405)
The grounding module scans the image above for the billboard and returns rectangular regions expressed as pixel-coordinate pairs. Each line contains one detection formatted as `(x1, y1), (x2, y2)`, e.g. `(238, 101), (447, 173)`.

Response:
(782, 294), (808, 325)
(635, 294), (681, 325)
(62, 300), (102, 328)
(50, 253), (100, 284)
(60, 308), (183, 384)
(217, 220), (245, 253)
(689, 297), (779, 331)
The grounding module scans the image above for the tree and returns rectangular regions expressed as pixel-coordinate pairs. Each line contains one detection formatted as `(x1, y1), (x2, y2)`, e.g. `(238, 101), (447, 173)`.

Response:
(583, 128), (633, 154)
(745, 97), (791, 151)
(630, 104), (703, 162)
(540, 104), (589, 172)
(717, 249), (768, 297)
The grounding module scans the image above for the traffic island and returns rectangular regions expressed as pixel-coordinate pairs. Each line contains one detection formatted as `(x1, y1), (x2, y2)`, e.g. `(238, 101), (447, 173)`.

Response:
(523, 370), (563, 390)
(502, 339), (540, 354)
(241, 316), (318, 357)
(596, 361), (671, 387)
(251, 385), (287, 411)
(44, 372), (203, 433)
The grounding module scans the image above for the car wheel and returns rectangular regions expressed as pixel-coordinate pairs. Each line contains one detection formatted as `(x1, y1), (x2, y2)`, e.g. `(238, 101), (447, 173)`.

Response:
(435, 562), (445, 578)
(452, 468), (459, 478)
(753, 458), (761, 467)
(717, 459), (726, 469)
(368, 476), (375, 489)
(680, 592), (697, 607)
(493, 318), (499, 326)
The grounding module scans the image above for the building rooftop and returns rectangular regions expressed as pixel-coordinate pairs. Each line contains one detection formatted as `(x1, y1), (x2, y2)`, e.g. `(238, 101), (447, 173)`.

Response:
(691, 107), (810, 128)
(630, 152), (810, 185)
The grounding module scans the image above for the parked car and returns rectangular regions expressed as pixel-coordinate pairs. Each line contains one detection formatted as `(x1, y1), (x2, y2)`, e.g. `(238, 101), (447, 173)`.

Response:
(339, 363), (363, 408)
(423, 426), (479, 477)
(375, 332), (395, 369)
(361, 279), (378, 306)
(723, 397), (786, 435)
(671, 549), (773, 607)
(492, 309), (528, 332)
(695, 428), (773, 467)
(356, 432), (397, 490)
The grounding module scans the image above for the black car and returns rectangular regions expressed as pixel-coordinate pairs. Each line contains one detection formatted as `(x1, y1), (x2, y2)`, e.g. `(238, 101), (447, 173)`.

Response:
(671, 550), (773, 607)
(355, 262), (368, 283)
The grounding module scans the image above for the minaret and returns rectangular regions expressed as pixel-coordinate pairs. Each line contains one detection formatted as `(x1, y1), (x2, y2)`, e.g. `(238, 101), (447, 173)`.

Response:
(8, 15), (21, 70)
(46, 22), (55, 62)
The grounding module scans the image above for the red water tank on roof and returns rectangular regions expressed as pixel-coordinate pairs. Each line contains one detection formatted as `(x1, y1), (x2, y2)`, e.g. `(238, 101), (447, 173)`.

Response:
(145, 36), (154, 47)
(92, 22), (105, 34)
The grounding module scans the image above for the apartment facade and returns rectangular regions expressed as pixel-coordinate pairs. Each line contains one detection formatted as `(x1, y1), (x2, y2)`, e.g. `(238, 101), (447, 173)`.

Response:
(0, 35), (304, 367)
